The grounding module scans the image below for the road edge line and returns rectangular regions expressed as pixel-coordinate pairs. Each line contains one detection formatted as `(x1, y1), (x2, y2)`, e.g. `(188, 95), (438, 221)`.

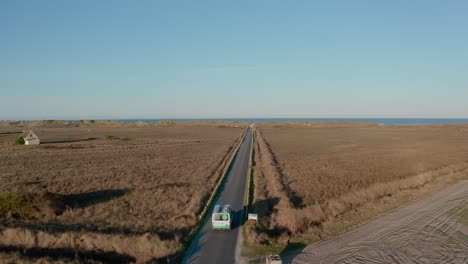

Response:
(198, 127), (248, 221)
(243, 125), (255, 220)
(237, 124), (255, 263)
(181, 126), (249, 263)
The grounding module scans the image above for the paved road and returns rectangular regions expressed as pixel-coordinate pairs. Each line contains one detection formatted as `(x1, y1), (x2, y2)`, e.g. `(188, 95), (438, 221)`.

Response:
(183, 126), (252, 264)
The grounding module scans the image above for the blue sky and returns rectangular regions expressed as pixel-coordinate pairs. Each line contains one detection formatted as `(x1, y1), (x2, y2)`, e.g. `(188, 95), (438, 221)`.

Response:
(1, 1), (467, 119)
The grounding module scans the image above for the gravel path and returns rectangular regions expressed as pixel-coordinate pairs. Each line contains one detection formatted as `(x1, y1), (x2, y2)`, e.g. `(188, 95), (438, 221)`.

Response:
(292, 180), (468, 264)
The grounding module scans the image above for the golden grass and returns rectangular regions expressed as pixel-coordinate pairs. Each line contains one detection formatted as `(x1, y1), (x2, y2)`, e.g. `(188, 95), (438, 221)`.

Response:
(0, 120), (248, 129)
(245, 123), (468, 250)
(0, 227), (179, 263)
(0, 123), (245, 262)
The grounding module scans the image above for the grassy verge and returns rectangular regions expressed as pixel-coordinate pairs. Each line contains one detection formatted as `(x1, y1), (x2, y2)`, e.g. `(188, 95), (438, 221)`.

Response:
(243, 127), (255, 220)
(240, 127), (256, 260)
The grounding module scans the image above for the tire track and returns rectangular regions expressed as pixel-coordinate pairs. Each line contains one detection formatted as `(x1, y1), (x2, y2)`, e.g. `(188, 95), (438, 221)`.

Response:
(292, 180), (468, 264)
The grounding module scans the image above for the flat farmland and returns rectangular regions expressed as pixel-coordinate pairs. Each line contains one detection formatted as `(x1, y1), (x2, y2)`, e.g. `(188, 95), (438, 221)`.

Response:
(246, 122), (468, 252)
(0, 121), (246, 262)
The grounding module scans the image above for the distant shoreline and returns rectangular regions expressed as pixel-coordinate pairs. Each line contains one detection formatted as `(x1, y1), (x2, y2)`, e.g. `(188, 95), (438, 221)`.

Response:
(118, 118), (468, 125)
(3, 118), (468, 125)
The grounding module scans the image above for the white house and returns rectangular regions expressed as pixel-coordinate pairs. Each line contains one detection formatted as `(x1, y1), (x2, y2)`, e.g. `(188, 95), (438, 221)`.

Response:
(24, 130), (40, 145)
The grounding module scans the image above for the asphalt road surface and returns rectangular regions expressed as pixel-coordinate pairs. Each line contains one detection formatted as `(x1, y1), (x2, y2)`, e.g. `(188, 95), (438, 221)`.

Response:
(183, 126), (252, 264)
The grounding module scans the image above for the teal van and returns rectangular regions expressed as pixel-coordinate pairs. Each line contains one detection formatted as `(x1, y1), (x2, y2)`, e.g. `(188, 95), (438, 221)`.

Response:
(212, 204), (232, 230)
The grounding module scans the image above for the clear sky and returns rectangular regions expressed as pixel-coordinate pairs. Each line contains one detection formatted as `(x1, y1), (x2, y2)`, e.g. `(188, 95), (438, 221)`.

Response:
(1, 1), (467, 120)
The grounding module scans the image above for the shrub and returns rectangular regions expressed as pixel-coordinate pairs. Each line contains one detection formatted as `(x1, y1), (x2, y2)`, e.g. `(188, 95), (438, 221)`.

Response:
(15, 137), (25, 145)
(0, 192), (66, 219)
(0, 192), (34, 218)
(105, 135), (118, 140)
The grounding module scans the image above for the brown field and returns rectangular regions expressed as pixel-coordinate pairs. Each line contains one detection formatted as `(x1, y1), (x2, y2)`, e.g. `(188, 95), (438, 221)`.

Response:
(0, 121), (246, 263)
(245, 122), (468, 253)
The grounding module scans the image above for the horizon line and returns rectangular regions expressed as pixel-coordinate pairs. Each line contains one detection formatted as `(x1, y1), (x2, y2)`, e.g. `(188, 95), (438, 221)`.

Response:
(2, 117), (468, 122)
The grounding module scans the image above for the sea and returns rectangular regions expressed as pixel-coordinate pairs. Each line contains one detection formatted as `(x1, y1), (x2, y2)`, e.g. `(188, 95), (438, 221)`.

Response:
(114, 118), (468, 125)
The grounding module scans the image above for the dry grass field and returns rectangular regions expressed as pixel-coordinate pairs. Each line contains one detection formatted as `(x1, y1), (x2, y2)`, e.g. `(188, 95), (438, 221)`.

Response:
(0, 121), (246, 263)
(245, 122), (468, 251)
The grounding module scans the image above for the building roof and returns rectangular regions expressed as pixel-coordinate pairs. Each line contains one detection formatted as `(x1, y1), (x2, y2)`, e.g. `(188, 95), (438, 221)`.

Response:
(22, 130), (39, 141)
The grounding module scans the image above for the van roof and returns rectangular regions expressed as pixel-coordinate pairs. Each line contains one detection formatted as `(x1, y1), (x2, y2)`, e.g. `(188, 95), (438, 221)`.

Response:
(213, 204), (231, 214)
(222, 204), (231, 213)
(213, 204), (223, 213)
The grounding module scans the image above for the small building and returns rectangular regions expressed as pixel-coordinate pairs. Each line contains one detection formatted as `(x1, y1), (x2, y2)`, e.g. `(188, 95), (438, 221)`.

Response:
(266, 255), (282, 264)
(248, 213), (258, 221)
(23, 130), (40, 145)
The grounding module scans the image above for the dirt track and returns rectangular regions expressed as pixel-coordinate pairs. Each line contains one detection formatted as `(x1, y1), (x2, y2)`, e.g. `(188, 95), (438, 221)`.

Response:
(291, 180), (468, 264)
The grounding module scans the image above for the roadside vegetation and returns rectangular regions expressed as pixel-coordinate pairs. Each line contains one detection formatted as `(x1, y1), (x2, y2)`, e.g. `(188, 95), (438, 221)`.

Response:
(244, 122), (468, 255)
(14, 137), (24, 145)
(0, 192), (35, 218)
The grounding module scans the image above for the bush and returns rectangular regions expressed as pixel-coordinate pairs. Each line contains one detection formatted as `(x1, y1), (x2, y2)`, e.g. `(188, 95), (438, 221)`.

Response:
(0, 192), (66, 219)
(0, 192), (33, 218)
(15, 137), (25, 145)
(105, 135), (118, 140)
